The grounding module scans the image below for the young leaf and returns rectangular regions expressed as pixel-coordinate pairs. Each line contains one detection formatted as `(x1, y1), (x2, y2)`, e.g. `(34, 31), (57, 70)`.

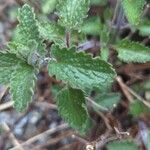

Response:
(0, 52), (24, 84)
(56, 0), (90, 29)
(15, 4), (45, 55)
(115, 39), (150, 63)
(56, 87), (89, 132)
(48, 46), (116, 91)
(10, 63), (36, 112)
(107, 140), (138, 150)
(122, 0), (146, 25)
(38, 21), (65, 47)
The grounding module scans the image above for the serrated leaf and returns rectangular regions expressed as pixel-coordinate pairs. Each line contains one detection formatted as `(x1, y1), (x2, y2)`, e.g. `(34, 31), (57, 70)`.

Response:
(0, 51), (36, 111)
(116, 39), (150, 63)
(48, 46), (116, 91)
(38, 21), (65, 47)
(107, 140), (138, 150)
(15, 4), (45, 56)
(56, 87), (90, 133)
(94, 92), (121, 110)
(138, 20), (150, 36)
(0, 52), (24, 84)
(122, 0), (146, 25)
(57, 0), (90, 29)
(10, 63), (36, 112)
(129, 100), (150, 117)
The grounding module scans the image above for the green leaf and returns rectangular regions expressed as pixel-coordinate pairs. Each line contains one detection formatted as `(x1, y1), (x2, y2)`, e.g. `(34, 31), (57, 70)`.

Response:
(107, 140), (138, 150)
(10, 63), (36, 112)
(0, 51), (37, 111)
(56, 87), (90, 133)
(122, 0), (146, 25)
(48, 46), (116, 91)
(57, 0), (90, 29)
(138, 20), (150, 36)
(94, 92), (121, 110)
(38, 21), (65, 47)
(15, 4), (45, 55)
(129, 101), (150, 117)
(0, 51), (24, 84)
(115, 39), (150, 63)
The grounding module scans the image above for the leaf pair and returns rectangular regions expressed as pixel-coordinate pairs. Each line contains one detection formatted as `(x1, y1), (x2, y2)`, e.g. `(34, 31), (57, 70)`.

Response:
(48, 45), (116, 132)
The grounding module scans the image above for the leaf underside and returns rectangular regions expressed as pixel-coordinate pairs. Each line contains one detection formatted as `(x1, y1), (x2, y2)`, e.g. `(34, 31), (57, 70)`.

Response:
(56, 87), (89, 132)
(48, 46), (116, 91)
(116, 39), (150, 63)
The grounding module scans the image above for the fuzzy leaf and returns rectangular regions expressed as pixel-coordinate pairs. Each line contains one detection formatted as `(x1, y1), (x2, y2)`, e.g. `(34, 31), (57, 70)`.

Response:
(57, 87), (89, 132)
(0, 52), (24, 84)
(122, 0), (146, 25)
(57, 0), (90, 29)
(15, 4), (45, 55)
(107, 140), (138, 150)
(38, 21), (65, 47)
(48, 46), (116, 91)
(116, 39), (150, 63)
(10, 63), (36, 112)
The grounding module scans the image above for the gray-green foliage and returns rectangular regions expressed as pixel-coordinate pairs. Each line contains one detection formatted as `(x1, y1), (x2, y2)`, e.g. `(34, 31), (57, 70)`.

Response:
(1, 0), (149, 139)
(0, 3), (117, 134)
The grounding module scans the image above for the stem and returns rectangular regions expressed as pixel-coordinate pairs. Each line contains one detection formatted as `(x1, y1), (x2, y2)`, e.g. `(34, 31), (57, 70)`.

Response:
(66, 30), (71, 48)
(108, 0), (123, 44)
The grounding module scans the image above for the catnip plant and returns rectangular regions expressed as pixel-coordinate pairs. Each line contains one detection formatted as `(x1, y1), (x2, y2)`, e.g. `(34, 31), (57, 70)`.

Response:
(0, 1), (150, 148)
